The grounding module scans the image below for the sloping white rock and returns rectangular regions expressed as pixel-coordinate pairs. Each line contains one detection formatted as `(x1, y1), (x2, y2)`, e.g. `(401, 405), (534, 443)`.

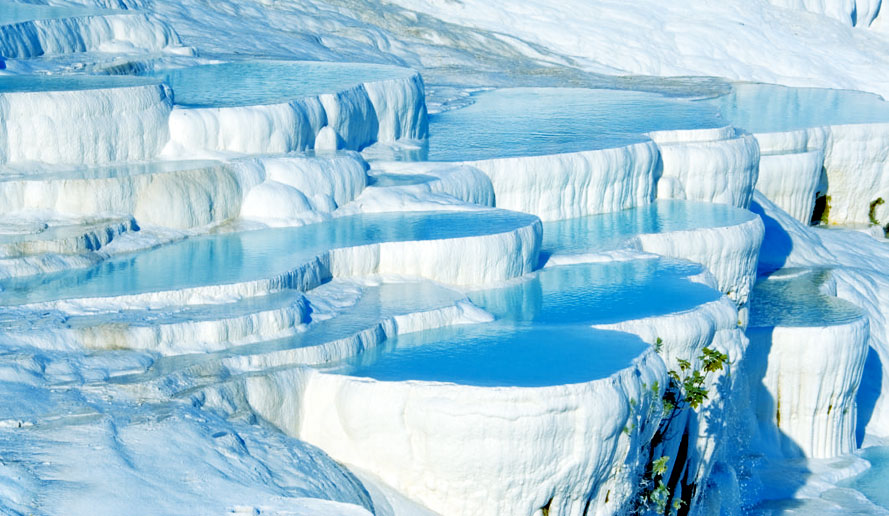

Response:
(0, 13), (183, 59)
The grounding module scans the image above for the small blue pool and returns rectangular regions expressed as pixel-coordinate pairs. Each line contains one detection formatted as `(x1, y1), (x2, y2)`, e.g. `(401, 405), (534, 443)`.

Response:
(335, 258), (719, 387)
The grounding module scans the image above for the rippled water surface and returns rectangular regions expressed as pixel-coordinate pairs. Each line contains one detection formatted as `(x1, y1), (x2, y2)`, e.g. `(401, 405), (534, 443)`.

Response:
(749, 269), (862, 327)
(144, 61), (414, 108)
(426, 87), (726, 161)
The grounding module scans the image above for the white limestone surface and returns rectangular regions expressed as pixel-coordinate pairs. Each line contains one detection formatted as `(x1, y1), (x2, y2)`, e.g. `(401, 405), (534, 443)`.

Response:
(166, 72), (427, 156)
(0, 83), (172, 165)
(464, 141), (659, 221)
(239, 153), (369, 226)
(821, 123), (889, 226)
(0, 162), (241, 229)
(655, 133), (760, 210)
(340, 161), (495, 214)
(286, 350), (666, 516)
(593, 297), (750, 508)
(746, 317), (869, 458)
(756, 149), (824, 223)
(630, 216), (765, 305)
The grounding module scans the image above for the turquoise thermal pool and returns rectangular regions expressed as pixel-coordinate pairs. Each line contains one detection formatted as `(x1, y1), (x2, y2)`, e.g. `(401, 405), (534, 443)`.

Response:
(425, 87), (726, 161)
(542, 200), (756, 256)
(748, 269), (863, 328)
(0, 210), (537, 305)
(143, 60), (415, 108)
(335, 258), (719, 387)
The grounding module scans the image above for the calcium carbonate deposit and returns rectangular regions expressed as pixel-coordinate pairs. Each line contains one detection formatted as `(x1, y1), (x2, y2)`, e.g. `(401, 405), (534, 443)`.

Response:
(1, 0), (889, 514)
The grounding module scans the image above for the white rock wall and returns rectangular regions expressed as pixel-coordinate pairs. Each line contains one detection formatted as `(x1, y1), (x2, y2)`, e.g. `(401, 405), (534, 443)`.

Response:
(821, 123), (889, 226)
(166, 72), (427, 156)
(0, 163), (241, 229)
(292, 350), (666, 516)
(756, 149), (824, 223)
(656, 133), (760, 210)
(0, 84), (172, 165)
(631, 217), (765, 305)
(746, 317), (869, 458)
(464, 141), (659, 221)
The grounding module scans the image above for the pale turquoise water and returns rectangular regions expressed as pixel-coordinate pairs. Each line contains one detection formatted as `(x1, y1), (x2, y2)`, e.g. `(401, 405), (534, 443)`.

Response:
(425, 88), (726, 161)
(840, 446), (889, 509)
(542, 200), (756, 256)
(340, 324), (649, 387)
(707, 83), (889, 133)
(0, 73), (155, 93)
(337, 258), (719, 386)
(0, 1), (110, 25)
(143, 60), (414, 108)
(0, 210), (537, 304)
(111, 280), (466, 382)
(749, 269), (863, 327)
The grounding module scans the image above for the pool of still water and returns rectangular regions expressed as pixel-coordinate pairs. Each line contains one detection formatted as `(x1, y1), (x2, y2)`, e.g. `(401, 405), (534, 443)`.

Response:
(425, 87), (726, 161)
(142, 60), (415, 108)
(840, 446), (889, 510)
(542, 200), (756, 256)
(707, 82), (889, 134)
(0, 210), (537, 305)
(336, 258), (720, 387)
(748, 269), (863, 328)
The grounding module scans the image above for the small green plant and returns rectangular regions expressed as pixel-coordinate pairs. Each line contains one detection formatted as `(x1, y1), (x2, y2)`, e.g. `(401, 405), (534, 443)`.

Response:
(869, 197), (885, 226)
(635, 343), (730, 514)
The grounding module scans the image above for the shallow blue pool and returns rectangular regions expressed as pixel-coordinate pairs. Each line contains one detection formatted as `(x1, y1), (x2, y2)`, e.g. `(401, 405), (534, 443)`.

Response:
(840, 446), (889, 509)
(748, 269), (863, 327)
(0, 1), (111, 25)
(472, 259), (719, 325)
(0, 73), (156, 93)
(425, 88), (726, 161)
(542, 200), (756, 256)
(335, 258), (719, 386)
(0, 210), (537, 304)
(142, 60), (414, 108)
(339, 324), (649, 387)
(707, 83), (889, 134)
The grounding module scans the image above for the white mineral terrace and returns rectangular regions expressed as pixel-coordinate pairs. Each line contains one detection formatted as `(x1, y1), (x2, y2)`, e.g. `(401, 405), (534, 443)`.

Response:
(1, 1), (889, 515)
